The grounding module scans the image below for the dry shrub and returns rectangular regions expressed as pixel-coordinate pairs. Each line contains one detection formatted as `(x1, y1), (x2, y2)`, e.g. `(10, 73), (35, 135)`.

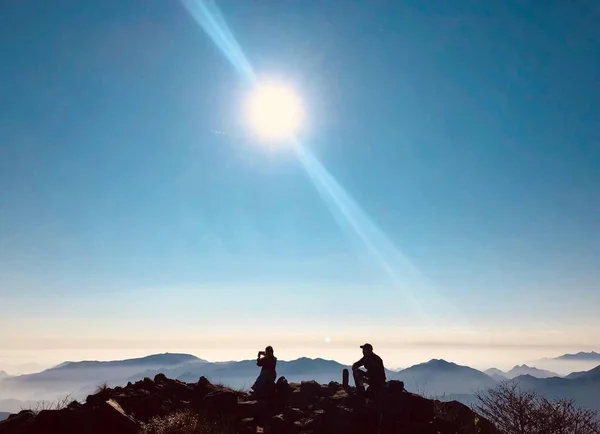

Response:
(475, 381), (600, 434)
(23, 394), (75, 415)
(140, 410), (236, 434)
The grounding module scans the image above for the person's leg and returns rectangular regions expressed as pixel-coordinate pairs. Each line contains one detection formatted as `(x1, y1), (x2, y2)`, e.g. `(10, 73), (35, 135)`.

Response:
(253, 373), (268, 397)
(352, 368), (369, 394)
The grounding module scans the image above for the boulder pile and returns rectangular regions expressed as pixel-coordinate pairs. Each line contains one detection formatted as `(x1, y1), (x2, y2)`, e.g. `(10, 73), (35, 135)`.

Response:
(0, 374), (499, 434)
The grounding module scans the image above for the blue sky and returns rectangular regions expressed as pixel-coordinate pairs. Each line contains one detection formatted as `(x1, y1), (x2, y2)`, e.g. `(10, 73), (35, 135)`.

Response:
(1, 0), (599, 370)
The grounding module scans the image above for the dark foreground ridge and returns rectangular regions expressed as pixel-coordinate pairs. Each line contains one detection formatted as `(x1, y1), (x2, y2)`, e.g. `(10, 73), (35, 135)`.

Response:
(0, 374), (499, 434)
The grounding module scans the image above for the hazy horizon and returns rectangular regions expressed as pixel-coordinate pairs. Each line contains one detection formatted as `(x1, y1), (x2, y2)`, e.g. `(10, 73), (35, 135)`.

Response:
(1, 0), (598, 380)
(2, 339), (599, 376)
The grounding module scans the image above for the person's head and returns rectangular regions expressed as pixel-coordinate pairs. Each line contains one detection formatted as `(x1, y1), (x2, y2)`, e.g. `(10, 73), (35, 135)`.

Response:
(360, 343), (373, 356)
(265, 346), (274, 356)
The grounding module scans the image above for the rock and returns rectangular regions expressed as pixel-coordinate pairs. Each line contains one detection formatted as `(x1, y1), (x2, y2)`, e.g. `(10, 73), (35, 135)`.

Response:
(322, 406), (357, 433)
(30, 409), (86, 434)
(138, 394), (165, 421)
(275, 377), (290, 398)
(67, 401), (82, 410)
(430, 417), (460, 434)
(138, 377), (155, 390)
(434, 400), (500, 434)
(389, 391), (434, 424)
(269, 414), (285, 427)
(198, 376), (213, 388)
(300, 380), (324, 398)
(153, 373), (167, 383)
(92, 399), (138, 434)
(194, 376), (217, 398)
(282, 407), (303, 423)
(86, 389), (111, 406)
(238, 401), (261, 418)
(386, 380), (405, 393)
(327, 381), (342, 390)
(0, 410), (35, 434)
(327, 388), (349, 406)
(240, 417), (256, 434)
(203, 390), (238, 415)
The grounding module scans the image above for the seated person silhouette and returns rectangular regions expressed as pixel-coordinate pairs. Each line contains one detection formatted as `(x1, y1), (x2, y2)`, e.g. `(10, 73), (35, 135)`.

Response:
(352, 343), (386, 396)
(251, 345), (277, 398)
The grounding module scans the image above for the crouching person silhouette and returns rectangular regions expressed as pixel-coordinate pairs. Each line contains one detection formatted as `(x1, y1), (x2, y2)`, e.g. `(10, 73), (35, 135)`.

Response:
(251, 345), (277, 399)
(352, 343), (386, 396)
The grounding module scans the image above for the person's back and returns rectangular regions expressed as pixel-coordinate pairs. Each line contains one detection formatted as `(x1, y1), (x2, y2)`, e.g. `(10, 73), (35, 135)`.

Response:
(257, 353), (277, 382)
(363, 352), (386, 385)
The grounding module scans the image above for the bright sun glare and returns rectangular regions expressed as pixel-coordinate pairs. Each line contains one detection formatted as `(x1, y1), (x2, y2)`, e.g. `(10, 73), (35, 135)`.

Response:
(245, 82), (304, 142)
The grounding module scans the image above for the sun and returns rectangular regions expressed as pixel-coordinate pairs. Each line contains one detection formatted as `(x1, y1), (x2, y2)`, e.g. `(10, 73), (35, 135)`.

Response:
(245, 82), (304, 142)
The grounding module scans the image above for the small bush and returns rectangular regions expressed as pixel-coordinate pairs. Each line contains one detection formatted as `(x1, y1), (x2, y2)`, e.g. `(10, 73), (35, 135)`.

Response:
(140, 410), (236, 434)
(94, 381), (109, 394)
(21, 394), (76, 415)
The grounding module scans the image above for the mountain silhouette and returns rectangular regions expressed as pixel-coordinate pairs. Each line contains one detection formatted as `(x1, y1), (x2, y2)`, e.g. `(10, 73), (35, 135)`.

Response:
(505, 364), (559, 379)
(574, 364), (600, 380)
(509, 366), (600, 411)
(49, 353), (202, 371)
(0, 353), (202, 401)
(485, 365), (560, 380)
(0, 372), (10, 381)
(484, 368), (507, 381)
(551, 351), (600, 361)
(392, 359), (496, 396)
(565, 369), (589, 380)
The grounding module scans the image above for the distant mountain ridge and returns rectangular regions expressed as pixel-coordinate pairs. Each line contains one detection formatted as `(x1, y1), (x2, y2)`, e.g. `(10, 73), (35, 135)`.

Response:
(485, 364), (560, 380)
(483, 368), (506, 381)
(49, 353), (202, 371)
(575, 364), (600, 380)
(0, 354), (489, 402)
(2, 352), (600, 414)
(0, 353), (203, 401)
(510, 366), (600, 411)
(393, 359), (496, 396)
(547, 351), (600, 361)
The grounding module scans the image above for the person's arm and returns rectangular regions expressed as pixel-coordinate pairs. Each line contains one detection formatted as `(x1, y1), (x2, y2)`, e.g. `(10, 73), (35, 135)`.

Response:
(352, 357), (365, 370)
(257, 352), (264, 366)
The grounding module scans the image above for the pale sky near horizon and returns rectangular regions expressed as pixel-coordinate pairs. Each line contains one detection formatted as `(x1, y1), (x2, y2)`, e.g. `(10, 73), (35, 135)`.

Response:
(1, 1), (599, 375)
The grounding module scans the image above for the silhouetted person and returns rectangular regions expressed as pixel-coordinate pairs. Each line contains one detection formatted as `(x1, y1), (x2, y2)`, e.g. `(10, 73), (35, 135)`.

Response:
(251, 345), (277, 398)
(352, 343), (386, 395)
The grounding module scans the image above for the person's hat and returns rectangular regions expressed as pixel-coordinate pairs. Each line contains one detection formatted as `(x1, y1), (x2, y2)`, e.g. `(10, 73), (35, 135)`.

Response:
(360, 343), (373, 351)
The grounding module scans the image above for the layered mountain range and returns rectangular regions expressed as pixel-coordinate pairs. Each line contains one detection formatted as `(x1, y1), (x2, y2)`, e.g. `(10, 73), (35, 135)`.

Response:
(1, 352), (599, 420)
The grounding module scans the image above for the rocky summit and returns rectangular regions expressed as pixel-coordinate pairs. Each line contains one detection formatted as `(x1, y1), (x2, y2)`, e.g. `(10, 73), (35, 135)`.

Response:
(0, 374), (499, 434)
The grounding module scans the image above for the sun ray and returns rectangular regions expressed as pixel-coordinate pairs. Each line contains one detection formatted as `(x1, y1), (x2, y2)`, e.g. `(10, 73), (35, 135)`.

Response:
(180, 0), (255, 82)
(179, 0), (469, 332)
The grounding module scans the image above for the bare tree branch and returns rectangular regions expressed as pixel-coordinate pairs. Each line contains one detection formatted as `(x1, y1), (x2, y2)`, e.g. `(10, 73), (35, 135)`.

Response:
(475, 380), (600, 434)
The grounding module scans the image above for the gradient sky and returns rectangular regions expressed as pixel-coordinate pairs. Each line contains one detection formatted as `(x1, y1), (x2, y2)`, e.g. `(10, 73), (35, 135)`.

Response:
(1, 0), (599, 373)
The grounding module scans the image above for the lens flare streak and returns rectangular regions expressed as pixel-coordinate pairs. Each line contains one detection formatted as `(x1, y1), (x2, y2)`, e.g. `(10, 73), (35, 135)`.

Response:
(181, 0), (256, 82)
(292, 142), (454, 323)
